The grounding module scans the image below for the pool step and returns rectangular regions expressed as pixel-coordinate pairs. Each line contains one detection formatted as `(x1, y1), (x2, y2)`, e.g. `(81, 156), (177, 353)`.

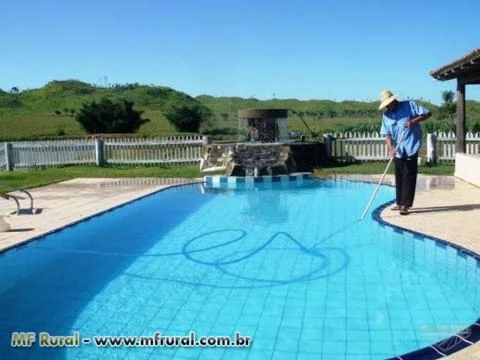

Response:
(204, 172), (313, 188)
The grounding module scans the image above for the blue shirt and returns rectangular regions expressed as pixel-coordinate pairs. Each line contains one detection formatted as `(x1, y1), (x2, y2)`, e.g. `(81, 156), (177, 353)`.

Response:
(380, 100), (429, 158)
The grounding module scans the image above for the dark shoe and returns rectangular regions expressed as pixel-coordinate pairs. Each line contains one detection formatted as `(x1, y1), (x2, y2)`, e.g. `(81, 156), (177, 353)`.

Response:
(400, 207), (410, 215)
(391, 205), (401, 211)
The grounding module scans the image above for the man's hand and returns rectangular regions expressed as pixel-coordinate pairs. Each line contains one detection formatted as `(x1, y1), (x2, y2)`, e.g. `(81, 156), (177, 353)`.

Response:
(388, 147), (396, 158)
(405, 112), (431, 128)
(385, 135), (396, 158)
(404, 118), (418, 128)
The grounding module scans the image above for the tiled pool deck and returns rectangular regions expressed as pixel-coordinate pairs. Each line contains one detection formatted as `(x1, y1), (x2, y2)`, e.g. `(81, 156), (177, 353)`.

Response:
(0, 175), (479, 359)
(0, 178), (202, 252)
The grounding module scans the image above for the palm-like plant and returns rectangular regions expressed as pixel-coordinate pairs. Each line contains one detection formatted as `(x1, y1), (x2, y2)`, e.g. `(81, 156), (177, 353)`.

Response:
(440, 90), (456, 119)
(441, 90), (455, 104)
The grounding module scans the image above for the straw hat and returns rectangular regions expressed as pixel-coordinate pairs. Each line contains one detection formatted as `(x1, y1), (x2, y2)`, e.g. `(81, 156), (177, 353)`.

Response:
(378, 90), (397, 111)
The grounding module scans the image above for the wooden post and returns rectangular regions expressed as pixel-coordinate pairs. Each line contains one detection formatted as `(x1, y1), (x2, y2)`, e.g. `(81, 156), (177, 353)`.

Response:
(323, 134), (333, 158)
(426, 133), (437, 164)
(202, 136), (210, 145)
(456, 80), (466, 153)
(5, 143), (13, 171)
(95, 138), (105, 166)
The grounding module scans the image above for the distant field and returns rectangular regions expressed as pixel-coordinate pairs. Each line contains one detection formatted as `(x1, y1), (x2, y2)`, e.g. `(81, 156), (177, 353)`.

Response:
(0, 110), (181, 140)
(0, 112), (84, 140)
(136, 110), (178, 136)
(1, 80), (478, 141)
(0, 110), (381, 141)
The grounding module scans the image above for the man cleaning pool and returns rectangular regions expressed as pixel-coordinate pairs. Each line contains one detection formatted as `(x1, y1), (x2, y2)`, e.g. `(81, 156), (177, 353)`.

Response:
(379, 90), (432, 215)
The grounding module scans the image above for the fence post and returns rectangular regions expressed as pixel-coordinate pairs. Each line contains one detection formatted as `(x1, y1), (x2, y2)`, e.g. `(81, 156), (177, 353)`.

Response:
(323, 134), (333, 159)
(202, 136), (211, 145)
(5, 143), (13, 171)
(95, 138), (105, 166)
(426, 133), (437, 164)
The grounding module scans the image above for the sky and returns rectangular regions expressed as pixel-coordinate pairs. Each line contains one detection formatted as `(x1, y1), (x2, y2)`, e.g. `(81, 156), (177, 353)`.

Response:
(1, 0), (479, 105)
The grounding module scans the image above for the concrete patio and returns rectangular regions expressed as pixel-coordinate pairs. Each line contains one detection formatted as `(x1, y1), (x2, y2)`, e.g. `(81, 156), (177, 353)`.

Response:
(0, 178), (201, 252)
(328, 174), (480, 251)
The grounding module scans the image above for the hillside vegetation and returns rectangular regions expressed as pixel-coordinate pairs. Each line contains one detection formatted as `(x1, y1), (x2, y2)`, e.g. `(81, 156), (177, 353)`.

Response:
(0, 80), (479, 141)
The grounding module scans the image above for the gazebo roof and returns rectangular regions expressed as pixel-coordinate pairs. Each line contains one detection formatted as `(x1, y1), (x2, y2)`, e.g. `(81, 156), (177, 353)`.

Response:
(430, 48), (480, 83)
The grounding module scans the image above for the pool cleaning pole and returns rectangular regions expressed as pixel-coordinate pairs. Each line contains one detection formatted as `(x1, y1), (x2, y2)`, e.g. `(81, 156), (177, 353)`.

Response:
(360, 131), (406, 220)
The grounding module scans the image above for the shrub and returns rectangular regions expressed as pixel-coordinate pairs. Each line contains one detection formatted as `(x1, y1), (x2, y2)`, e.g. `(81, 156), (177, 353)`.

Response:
(75, 98), (149, 134)
(164, 101), (212, 132)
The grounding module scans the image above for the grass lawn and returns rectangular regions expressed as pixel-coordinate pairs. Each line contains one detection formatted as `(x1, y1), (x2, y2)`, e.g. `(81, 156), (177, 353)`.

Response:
(314, 161), (454, 176)
(0, 162), (454, 192)
(0, 164), (202, 192)
(0, 113), (85, 140)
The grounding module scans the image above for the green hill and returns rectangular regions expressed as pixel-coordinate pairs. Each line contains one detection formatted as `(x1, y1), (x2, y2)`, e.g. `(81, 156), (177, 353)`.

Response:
(13, 80), (197, 111)
(0, 80), (478, 141)
(0, 80), (201, 140)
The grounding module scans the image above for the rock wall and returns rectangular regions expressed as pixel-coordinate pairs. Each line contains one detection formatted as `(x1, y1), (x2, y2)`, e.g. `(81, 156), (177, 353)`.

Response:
(200, 143), (295, 176)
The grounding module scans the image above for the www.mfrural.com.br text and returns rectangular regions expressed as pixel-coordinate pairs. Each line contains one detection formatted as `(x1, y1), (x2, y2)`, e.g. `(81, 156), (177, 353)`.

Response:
(11, 331), (252, 348)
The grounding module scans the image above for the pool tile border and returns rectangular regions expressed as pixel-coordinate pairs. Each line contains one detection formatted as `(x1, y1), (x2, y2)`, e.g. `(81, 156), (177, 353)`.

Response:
(204, 172), (312, 188)
(372, 200), (480, 360)
(312, 176), (480, 359)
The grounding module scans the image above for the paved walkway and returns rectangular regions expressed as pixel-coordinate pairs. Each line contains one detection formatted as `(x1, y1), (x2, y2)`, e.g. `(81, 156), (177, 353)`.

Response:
(0, 175), (479, 358)
(329, 174), (480, 250)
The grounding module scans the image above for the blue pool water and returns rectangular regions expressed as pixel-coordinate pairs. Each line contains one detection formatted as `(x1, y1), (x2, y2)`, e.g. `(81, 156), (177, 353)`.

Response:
(0, 179), (479, 359)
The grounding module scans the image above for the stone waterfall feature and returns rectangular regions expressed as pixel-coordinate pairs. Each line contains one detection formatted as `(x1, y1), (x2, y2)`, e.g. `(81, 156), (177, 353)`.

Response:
(200, 108), (322, 176)
(200, 143), (295, 176)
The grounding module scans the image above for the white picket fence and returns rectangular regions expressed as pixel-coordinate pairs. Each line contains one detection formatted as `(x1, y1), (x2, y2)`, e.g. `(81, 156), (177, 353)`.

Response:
(1, 132), (478, 170)
(10, 139), (96, 169)
(326, 131), (480, 162)
(0, 145), (5, 171)
(328, 132), (388, 161)
(104, 136), (204, 164)
(1, 135), (205, 170)
(435, 132), (480, 162)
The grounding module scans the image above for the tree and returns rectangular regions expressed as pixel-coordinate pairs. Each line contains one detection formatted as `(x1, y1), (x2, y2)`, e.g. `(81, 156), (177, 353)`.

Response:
(164, 101), (212, 132)
(441, 90), (454, 104)
(439, 90), (456, 119)
(75, 98), (149, 134)
(10, 87), (19, 94)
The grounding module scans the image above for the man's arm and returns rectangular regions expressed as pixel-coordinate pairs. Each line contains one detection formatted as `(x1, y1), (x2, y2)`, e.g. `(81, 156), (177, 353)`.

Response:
(380, 116), (396, 157)
(405, 111), (431, 128)
(385, 135), (395, 157)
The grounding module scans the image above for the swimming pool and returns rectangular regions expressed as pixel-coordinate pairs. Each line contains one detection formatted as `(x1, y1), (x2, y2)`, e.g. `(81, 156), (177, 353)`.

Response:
(0, 177), (479, 359)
